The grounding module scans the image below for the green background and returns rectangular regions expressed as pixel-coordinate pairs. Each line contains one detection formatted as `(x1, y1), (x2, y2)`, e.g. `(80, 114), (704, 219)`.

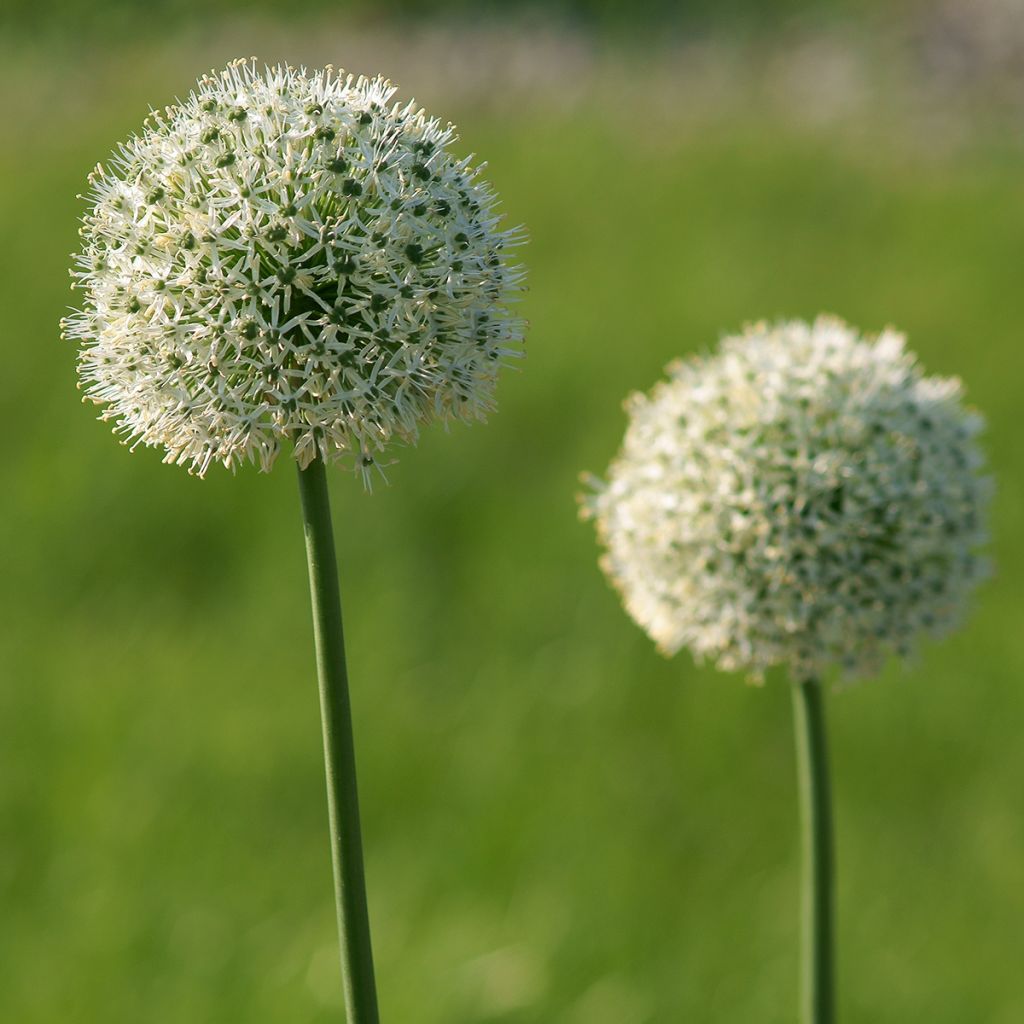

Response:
(2, 3), (1022, 1021)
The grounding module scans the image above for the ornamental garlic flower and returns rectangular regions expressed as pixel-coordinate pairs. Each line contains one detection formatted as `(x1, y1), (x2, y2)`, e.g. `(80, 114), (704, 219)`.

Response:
(62, 59), (525, 480)
(582, 316), (991, 681)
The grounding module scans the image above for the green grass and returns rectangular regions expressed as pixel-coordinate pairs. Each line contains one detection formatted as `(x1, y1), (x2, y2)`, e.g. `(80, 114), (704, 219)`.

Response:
(2, 49), (1023, 1024)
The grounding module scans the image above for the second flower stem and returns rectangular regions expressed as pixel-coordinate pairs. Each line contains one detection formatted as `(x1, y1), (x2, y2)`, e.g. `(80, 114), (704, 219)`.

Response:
(297, 457), (380, 1024)
(791, 675), (835, 1024)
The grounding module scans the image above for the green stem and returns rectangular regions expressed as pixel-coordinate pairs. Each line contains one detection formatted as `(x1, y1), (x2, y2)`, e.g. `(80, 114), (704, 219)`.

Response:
(297, 458), (380, 1024)
(791, 676), (835, 1024)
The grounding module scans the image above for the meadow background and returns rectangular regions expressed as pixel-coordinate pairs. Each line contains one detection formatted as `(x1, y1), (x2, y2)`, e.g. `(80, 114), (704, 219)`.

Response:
(2, 1), (1023, 1021)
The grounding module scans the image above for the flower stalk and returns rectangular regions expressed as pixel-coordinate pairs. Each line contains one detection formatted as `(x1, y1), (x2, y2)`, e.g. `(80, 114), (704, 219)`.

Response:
(64, 59), (526, 1020)
(583, 317), (989, 1024)
(297, 457), (380, 1023)
(791, 676), (835, 1024)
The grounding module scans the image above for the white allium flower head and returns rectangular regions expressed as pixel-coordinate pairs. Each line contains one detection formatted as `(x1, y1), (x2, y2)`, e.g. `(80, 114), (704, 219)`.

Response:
(62, 59), (526, 482)
(582, 316), (991, 682)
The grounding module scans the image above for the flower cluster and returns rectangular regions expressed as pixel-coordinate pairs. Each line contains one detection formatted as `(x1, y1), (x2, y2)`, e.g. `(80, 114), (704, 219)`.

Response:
(63, 59), (526, 481)
(582, 317), (991, 681)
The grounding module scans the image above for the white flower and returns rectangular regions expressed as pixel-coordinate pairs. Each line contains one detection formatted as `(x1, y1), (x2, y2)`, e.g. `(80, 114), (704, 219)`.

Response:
(581, 316), (991, 682)
(63, 59), (526, 482)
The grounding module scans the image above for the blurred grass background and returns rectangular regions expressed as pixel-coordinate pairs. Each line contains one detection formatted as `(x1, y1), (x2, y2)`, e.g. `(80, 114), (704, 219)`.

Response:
(2, 1), (1023, 1021)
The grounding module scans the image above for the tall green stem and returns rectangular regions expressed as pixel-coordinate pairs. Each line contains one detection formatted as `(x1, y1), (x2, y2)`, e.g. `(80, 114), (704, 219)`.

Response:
(791, 676), (835, 1024)
(297, 458), (380, 1024)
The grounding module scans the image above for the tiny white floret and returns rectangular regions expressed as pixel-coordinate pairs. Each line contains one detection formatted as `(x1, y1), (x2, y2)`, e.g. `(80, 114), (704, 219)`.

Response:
(581, 316), (991, 682)
(63, 59), (526, 482)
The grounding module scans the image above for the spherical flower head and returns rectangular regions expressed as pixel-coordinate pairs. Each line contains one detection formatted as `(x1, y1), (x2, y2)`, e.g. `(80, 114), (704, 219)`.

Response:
(581, 316), (991, 682)
(62, 59), (526, 482)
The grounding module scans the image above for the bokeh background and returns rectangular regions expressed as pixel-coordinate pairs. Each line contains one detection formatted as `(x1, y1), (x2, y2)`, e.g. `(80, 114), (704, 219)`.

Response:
(2, 1), (1022, 1021)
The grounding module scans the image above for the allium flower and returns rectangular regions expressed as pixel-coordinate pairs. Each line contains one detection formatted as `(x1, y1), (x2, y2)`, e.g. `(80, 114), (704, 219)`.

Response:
(63, 59), (526, 481)
(582, 316), (991, 681)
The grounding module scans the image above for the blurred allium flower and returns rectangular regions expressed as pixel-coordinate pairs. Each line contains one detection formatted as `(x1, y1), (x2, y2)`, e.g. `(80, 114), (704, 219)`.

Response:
(582, 316), (991, 681)
(63, 59), (526, 480)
